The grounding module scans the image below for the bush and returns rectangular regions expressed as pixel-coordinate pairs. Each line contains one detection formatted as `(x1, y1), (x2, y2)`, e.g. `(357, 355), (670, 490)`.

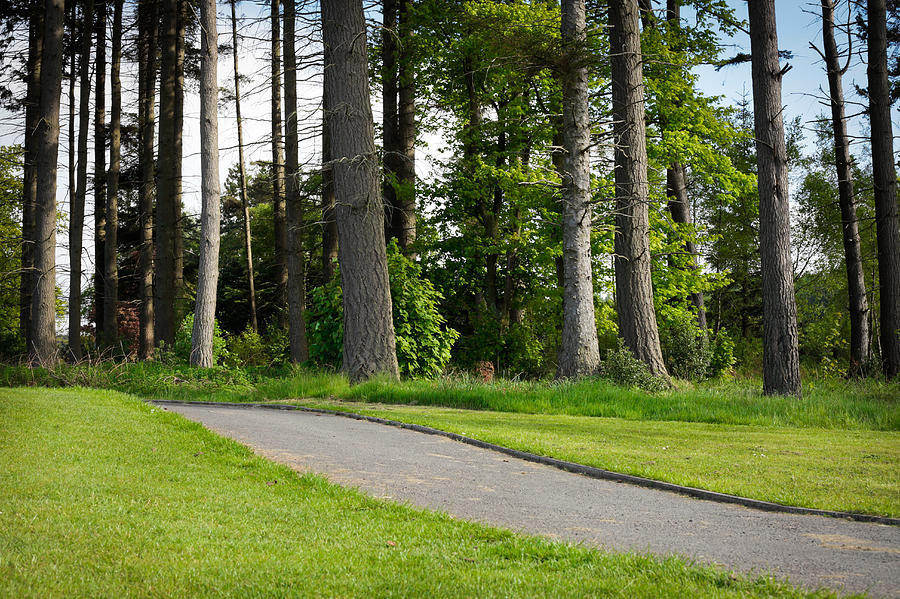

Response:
(173, 314), (228, 365)
(307, 241), (459, 378)
(659, 311), (711, 381)
(598, 339), (668, 392)
(708, 330), (736, 378)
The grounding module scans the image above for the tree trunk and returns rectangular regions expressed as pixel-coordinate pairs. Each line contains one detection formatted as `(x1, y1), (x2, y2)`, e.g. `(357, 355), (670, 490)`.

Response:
(137, 0), (157, 359)
(382, 0), (399, 240)
(155, 0), (178, 347)
(173, 1), (185, 322)
(271, 0), (288, 324)
(230, 0), (258, 332)
(867, 0), (900, 380)
(102, 0), (122, 350)
(30, 0), (65, 366)
(396, 0), (416, 252)
(93, 0), (106, 345)
(66, 6), (76, 359)
(191, 0), (221, 368)
(69, 0), (93, 360)
(609, 0), (669, 379)
(748, 0), (801, 396)
(557, 0), (600, 378)
(322, 0), (399, 382)
(820, 0), (870, 376)
(322, 85), (338, 282)
(283, 0), (308, 362)
(21, 0), (43, 352)
(667, 162), (707, 331)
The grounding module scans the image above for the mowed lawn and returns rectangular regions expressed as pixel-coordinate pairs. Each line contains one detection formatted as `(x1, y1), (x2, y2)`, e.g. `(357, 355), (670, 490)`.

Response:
(294, 400), (900, 518)
(0, 387), (846, 598)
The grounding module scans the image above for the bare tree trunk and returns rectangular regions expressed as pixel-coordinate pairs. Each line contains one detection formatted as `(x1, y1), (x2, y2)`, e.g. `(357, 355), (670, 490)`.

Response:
(867, 0), (900, 379)
(230, 0), (258, 332)
(155, 0), (177, 347)
(137, 0), (157, 359)
(667, 163), (707, 331)
(396, 0), (416, 252)
(283, 0), (308, 362)
(557, 0), (600, 378)
(191, 0), (221, 368)
(21, 0), (43, 351)
(820, 0), (870, 376)
(748, 0), (801, 396)
(173, 2), (185, 322)
(271, 0), (288, 324)
(30, 0), (65, 366)
(322, 0), (399, 382)
(69, 0), (93, 360)
(102, 0), (122, 350)
(94, 0), (106, 345)
(66, 7), (77, 359)
(609, 0), (669, 379)
(382, 0), (399, 239)
(322, 86), (338, 282)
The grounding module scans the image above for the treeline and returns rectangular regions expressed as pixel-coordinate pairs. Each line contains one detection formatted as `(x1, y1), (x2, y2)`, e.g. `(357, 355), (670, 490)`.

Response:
(2, 0), (899, 393)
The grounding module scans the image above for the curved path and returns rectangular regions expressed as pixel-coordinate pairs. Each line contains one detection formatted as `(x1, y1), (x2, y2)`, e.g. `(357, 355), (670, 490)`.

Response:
(163, 403), (900, 598)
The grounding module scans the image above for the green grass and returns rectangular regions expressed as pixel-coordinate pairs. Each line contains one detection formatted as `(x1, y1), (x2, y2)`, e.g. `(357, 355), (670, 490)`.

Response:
(3, 363), (898, 430)
(0, 387), (843, 598)
(295, 400), (900, 518)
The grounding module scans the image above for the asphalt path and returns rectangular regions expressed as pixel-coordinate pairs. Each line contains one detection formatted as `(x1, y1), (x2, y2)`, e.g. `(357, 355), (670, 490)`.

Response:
(163, 403), (900, 598)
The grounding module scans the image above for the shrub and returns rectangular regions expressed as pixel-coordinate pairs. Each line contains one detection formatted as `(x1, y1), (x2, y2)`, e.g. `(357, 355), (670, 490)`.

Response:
(708, 330), (736, 378)
(598, 339), (668, 392)
(174, 314), (228, 365)
(659, 311), (711, 381)
(225, 327), (268, 368)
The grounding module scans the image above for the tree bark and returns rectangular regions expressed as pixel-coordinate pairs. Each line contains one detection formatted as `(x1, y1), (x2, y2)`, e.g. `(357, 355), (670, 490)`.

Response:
(382, 0), (399, 240)
(155, 0), (178, 347)
(748, 0), (801, 396)
(820, 0), (870, 376)
(609, 0), (669, 379)
(396, 0), (416, 252)
(173, 2), (185, 321)
(191, 0), (221, 368)
(867, 0), (900, 379)
(322, 84), (338, 282)
(557, 0), (600, 378)
(30, 0), (65, 366)
(93, 0), (106, 345)
(66, 3), (79, 360)
(284, 0), (309, 362)
(102, 0), (122, 350)
(137, 0), (157, 359)
(231, 0), (258, 332)
(21, 0), (43, 351)
(271, 0), (288, 324)
(322, 0), (399, 382)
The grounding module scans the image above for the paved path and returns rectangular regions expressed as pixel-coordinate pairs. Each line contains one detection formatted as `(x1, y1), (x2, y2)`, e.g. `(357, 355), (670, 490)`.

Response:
(163, 403), (900, 598)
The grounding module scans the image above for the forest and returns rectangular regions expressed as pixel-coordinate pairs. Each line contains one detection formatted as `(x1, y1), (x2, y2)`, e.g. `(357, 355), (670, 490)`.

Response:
(1, 0), (899, 396)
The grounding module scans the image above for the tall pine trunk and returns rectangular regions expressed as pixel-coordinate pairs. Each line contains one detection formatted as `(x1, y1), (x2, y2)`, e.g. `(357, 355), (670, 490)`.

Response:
(609, 0), (669, 379)
(396, 0), (416, 252)
(21, 0), (43, 352)
(230, 0), (258, 332)
(271, 0), (288, 324)
(322, 0), (399, 382)
(748, 0), (801, 396)
(191, 0), (221, 367)
(557, 0), (600, 378)
(283, 0), (309, 362)
(867, 0), (900, 379)
(137, 0), (157, 359)
(173, 2), (185, 321)
(382, 0), (398, 239)
(820, 0), (870, 376)
(102, 0), (123, 349)
(30, 0), (65, 366)
(69, 0), (93, 360)
(93, 0), (106, 346)
(322, 83), (338, 282)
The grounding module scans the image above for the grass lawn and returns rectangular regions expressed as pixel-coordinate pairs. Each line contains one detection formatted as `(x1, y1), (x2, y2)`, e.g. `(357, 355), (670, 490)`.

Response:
(0, 387), (844, 598)
(294, 400), (900, 518)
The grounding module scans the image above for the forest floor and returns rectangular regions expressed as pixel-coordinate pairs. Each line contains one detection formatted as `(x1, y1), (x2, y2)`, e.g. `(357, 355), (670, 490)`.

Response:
(0, 387), (860, 599)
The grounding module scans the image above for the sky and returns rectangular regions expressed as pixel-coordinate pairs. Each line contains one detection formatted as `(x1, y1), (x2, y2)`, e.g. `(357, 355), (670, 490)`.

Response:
(0, 0), (897, 332)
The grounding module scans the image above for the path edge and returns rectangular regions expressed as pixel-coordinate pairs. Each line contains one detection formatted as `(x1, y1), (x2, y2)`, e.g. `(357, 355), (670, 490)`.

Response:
(150, 399), (900, 527)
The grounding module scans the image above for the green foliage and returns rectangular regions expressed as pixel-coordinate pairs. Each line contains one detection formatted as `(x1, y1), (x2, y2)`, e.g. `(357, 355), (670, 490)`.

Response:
(0, 146), (23, 357)
(225, 327), (269, 368)
(173, 314), (228, 365)
(659, 310), (711, 381)
(598, 340), (668, 392)
(708, 330), (736, 378)
(308, 242), (459, 378)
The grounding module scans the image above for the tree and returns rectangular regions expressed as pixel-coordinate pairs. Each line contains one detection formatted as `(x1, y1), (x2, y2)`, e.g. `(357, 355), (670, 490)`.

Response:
(30, 0), (65, 365)
(322, 0), (399, 382)
(867, 0), (900, 379)
(93, 0), (106, 344)
(137, 0), (157, 359)
(748, 0), (801, 396)
(283, 0), (309, 362)
(817, 0), (871, 375)
(556, 0), (600, 378)
(609, 0), (668, 380)
(191, 0), (221, 367)
(230, 0), (258, 332)
(270, 0), (288, 323)
(102, 0), (123, 349)
(68, 0), (93, 360)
